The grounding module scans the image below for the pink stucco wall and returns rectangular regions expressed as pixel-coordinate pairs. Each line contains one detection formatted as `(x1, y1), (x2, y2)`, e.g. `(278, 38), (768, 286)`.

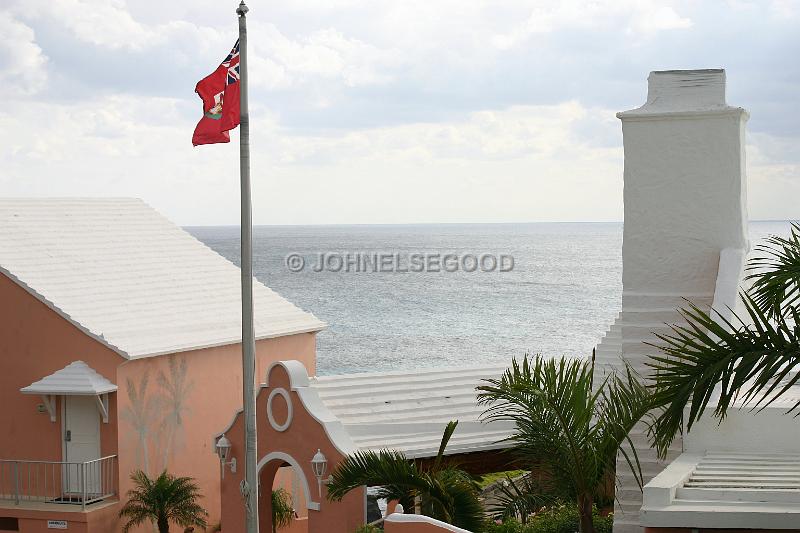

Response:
(0, 272), (319, 531)
(0, 274), (121, 465)
(116, 333), (317, 529)
(0, 502), (120, 533)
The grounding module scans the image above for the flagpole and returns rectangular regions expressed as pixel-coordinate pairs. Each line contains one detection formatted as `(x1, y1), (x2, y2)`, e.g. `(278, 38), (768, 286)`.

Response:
(236, 1), (259, 532)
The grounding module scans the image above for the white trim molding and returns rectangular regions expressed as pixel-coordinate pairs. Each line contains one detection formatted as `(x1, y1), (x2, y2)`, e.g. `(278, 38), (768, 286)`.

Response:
(266, 388), (293, 432)
(385, 512), (474, 533)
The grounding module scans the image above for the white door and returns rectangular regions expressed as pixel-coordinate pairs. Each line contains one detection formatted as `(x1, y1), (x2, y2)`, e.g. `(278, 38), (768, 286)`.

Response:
(63, 396), (101, 497)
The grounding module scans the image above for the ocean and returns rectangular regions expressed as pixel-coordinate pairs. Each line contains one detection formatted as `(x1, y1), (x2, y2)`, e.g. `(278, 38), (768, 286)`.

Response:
(187, 221), (792, 376)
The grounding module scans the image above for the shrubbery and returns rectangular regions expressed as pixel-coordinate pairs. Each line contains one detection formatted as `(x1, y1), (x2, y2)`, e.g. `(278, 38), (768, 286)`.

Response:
(353, 525), (382, 533)
(485, 505), (612, 533)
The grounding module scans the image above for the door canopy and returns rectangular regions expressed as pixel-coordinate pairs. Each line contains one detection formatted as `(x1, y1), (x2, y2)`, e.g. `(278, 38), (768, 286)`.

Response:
(21, 360), (117, 423)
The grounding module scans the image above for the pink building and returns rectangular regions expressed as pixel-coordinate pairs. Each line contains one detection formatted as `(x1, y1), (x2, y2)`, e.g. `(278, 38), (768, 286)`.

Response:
(0, 198), (324, 532)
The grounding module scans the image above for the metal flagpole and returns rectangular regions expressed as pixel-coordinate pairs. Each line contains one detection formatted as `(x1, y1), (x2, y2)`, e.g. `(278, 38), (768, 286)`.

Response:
(236, 1), (259, 532)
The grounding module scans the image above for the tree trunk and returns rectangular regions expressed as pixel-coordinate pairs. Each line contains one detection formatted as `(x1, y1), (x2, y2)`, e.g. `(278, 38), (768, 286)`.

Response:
(157, 516), (169, 533)
(577, 494), (595, 533)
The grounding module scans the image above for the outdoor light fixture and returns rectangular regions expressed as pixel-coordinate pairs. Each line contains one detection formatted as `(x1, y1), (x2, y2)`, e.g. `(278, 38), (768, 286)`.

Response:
(311, 449), (327, 496)
(216, 434), (237, 478)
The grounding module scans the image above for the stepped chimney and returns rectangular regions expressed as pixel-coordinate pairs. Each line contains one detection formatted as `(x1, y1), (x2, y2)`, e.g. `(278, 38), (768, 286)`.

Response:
(609, 69), (750, 533)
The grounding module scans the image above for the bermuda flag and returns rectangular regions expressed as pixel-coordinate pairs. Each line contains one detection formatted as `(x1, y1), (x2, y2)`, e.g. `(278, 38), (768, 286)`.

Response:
(192, 40), (241, 146)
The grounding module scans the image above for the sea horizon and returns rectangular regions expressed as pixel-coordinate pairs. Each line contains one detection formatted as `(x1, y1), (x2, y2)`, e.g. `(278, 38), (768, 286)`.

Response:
(188, 220), (793, 376)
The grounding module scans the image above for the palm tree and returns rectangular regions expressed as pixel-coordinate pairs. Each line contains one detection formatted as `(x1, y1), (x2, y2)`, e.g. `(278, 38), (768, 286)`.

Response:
(326, 421), (485, 531)
(119, 470), (208, 533)
(648, 222), (800, 456)
(271, 488), (294, 533)
(477, 355), (655, 533)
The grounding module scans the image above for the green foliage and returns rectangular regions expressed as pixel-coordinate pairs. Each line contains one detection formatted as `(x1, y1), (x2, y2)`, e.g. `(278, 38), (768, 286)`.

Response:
(327, 420), (485, 532)
(478, 355), (655, 533)
(353, 525), (382, 533)
(118, 470), (208, 533)
(477, 470), (528, 490)
(271, 488), (294, 533)
(485, 505), (613, 533)
(648, 224), (800, 457)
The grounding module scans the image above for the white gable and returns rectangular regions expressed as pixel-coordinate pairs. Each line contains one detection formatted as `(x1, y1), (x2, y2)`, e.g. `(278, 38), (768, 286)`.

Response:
(21, 361), (117, 395)
(0, 198), (325, 359)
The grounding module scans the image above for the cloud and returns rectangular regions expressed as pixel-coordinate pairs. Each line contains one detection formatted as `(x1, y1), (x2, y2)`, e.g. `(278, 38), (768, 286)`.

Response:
(248, 23), (402, 91)
(492, 0), (692, 49)
(0, 12), (48, 96)
(0, 0), (797, 224)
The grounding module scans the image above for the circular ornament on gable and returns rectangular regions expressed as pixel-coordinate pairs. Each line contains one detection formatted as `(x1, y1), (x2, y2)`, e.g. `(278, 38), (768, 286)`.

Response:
(267, 388), (293, 432)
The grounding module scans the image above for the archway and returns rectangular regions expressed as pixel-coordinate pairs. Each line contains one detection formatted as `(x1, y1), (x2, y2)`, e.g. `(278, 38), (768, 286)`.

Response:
(258, 451), (317, 533)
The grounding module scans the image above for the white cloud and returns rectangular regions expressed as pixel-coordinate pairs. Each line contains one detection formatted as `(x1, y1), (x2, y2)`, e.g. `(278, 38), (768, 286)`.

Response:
(42, 0), (157, 50)
(249, 23), (401, 91)
(747, 132), (800, 220)
(0, 0), (797, 224)
(0, 13), (48, 96)
(0, 95), (623, 224)
(493, 0), (692, 49)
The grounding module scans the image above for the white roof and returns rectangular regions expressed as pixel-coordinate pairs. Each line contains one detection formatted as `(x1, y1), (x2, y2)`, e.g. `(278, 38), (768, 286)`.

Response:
(310, 364), (514, 459)
(21, 361), (117, 395)
(0, 198), (325, 359)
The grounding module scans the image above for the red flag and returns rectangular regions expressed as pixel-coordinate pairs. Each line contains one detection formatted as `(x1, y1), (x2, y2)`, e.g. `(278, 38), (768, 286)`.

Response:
(192, 40), (241, 146)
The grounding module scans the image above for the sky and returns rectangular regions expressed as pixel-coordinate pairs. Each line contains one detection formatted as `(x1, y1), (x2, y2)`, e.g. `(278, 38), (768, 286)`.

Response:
(1, 0), (798, 225)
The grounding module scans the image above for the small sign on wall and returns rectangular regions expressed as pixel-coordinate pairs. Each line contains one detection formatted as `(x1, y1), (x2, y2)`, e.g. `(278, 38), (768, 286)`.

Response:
(47, 520), (68, 529)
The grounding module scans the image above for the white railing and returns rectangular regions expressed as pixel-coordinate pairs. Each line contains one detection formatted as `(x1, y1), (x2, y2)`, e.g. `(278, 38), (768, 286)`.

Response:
(0, 456), (117, 510)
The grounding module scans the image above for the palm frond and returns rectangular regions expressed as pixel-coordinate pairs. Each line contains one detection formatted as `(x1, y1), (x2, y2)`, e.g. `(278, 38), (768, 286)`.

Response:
(477, 355), (603, 497)
(411, 469), (480, 529)
(327, 426), (483, 529)
(432, 420), (459, 471)
(597, 365), (656, 490)
(487, 473), (558, 524)
(647, 293), (800, 457)
(746, 221), (800, 317)
(478, 354), (653, 530)
(326, 449), (430, 502)
(271, 488), (294, 530)
(119, 470), (207, 533)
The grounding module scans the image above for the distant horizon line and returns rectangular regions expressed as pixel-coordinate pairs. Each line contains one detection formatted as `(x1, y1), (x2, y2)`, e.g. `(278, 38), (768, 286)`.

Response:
(183, 219), (793, 228)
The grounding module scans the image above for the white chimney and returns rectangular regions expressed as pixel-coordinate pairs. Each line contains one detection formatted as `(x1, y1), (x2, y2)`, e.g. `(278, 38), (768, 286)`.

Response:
(610, 69), (750, 533)
(618, 69), (749, 298)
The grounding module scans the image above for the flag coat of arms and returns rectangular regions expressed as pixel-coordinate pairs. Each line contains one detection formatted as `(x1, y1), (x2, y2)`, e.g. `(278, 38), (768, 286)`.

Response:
(192, 40), (241, 146)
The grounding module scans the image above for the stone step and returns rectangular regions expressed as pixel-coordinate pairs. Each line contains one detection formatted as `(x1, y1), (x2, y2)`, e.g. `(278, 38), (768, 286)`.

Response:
(612, 521), (643, 533)
(622, 292), (714, 309)
(621, 323), (682, 339)
(616, 461), (671, 478)
(616, 487), (647, 502)
(618, 309), (690, 323)
(614, 500), (644, 513)
(617, 446), (682, 463)
(596, 339), (620, 347)
(594, 351), (621, 361)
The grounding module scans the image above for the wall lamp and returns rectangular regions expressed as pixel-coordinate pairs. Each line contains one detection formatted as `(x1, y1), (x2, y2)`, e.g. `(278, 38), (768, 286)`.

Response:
(216, 434), (237, 478)
(311, 449), (328, 497)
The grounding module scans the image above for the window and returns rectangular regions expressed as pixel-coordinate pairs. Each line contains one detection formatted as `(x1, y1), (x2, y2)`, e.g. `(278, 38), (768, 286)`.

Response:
(0, 517), (19, 531)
